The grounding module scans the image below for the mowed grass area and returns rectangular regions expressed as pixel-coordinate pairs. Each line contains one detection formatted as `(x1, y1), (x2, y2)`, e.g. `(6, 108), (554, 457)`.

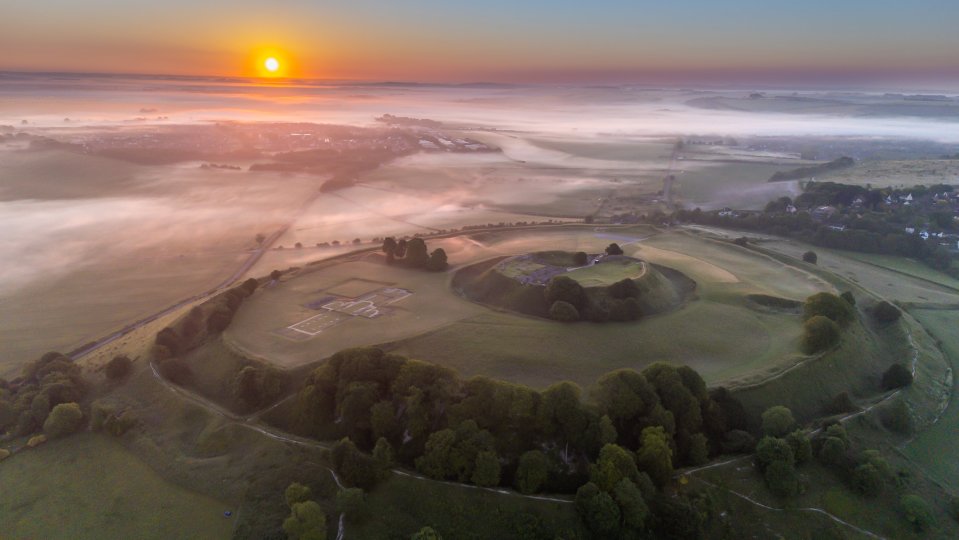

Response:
(0, 433), (233, 540)
(236, 226), (830, 387)
(394, 229), (829, 388)
(391, 302), (802, 389)
(349, 473), (583, 540)
(225, 253), (489, 369)
(903, 308), (959, 486)
(564, 258), (646, 287)
(756, 238), (959, 305)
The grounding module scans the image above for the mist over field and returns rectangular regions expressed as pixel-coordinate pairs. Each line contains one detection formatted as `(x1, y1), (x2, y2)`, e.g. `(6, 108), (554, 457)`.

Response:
(2, 73), (959, 369)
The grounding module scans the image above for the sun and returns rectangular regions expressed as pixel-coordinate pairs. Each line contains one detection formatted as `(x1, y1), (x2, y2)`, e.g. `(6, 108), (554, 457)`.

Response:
(264, 57), (280, 73)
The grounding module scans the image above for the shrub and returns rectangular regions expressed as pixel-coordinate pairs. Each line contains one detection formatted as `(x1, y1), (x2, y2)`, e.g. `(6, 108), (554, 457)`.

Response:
(852, 463), (884, 496)
(802, 251), (818, 264)
(873, 301), (902, 324)
(761, 406), (796, 437)
(824, 392), (857, 415)
(801, 315), (841, 354)
(803, 293), (854, 326)
(605, 243), (624, 256)
(549, 300), (580, 322)
(43, 402), (83, 438)
(573, 251), (588, 266)
(285, 483), (312, 507)
(283, 500), (327, 540)
(104, 355), (133, 380)
(879, 400), (913, 434)
(881, 364), (913, 390)
(901, 494), (935, 532)
(817, 436), (848, 467)
(840, 291), (856, 306)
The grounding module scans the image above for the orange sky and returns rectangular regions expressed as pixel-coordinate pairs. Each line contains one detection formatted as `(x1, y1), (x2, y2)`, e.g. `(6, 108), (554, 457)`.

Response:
(3, 1), (958, 83)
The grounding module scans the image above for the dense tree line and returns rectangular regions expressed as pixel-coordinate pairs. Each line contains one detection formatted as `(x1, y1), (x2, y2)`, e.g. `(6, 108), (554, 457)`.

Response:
(280, 348), (755, 537)
(382, 237), (448, 271)
(660, 183), (958, 276)
(0, 352), (87, 438)
(153, 277), (260, 384)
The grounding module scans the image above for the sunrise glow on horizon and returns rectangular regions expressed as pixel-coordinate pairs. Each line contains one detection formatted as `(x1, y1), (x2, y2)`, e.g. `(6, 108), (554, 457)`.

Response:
(3, 0), (959, 85)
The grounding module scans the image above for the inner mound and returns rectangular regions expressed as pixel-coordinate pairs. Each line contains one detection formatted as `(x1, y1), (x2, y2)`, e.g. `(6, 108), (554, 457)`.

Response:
(453, 250), (696, 322)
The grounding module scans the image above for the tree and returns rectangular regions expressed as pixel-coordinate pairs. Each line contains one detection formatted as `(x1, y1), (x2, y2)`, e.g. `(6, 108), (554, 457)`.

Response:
(852, 463), (884, 496)
(548, 300), (580, 322)
(802, 251), (818, 264)
(687, 433), (709, 465)
(43, 402), (83, 438)
(331, 438), (382, 489)
(785, 430), (813, 464)
(636, 426), (673, 488)
(573, 251), (588, 266)
(285, 483), (312, 507)
(270, 269), (282, 281)
(283, 500), (327, 540)
(818, 436), (848, 467)
(755, 436), (795, 472)
(382, 237), (397, 255)
(105, 355), (132, 380)
(406, 238), (430, 268)
(881, 364), (913, 390)
(336, 487), (366, 518)
(764, 459), (800, 497)
(605, 243), (624, 256)
(590, 444), (640, 492)
(515, 450), (549, 494)
(575, 482), (621, 537)
(803, 292), (854, 326)
(613, 478), (649, 532)
(873, 301), (902, 324)
(840, 291), (856, 306)
(608, 278), (640, 299)
(394, 239), (407, 258)
(761, 406), (796, 437)
(428, 248), (448, 271)
(544, 276), (586, 310)
(471, 450), (501, 487)
(901, 494), (935, 532)
(373, 437), (394, 469)
(802, 315), (841, 354)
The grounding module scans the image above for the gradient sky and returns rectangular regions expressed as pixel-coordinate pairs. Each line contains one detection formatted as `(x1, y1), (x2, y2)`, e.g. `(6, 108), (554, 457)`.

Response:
(2, 0), (959, 83)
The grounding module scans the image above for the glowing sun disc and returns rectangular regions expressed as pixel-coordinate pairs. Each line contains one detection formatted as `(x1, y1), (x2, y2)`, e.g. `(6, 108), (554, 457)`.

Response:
(264, 57), (280, 73)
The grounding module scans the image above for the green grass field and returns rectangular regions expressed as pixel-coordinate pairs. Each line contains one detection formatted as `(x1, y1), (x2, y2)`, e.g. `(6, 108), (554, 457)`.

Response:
(902, 308), (959, 486)
(349, 473), (584, 539)
(564, 258), (646, 287)
(757, 238), (959, 305)
(0, 433), (234, 539)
